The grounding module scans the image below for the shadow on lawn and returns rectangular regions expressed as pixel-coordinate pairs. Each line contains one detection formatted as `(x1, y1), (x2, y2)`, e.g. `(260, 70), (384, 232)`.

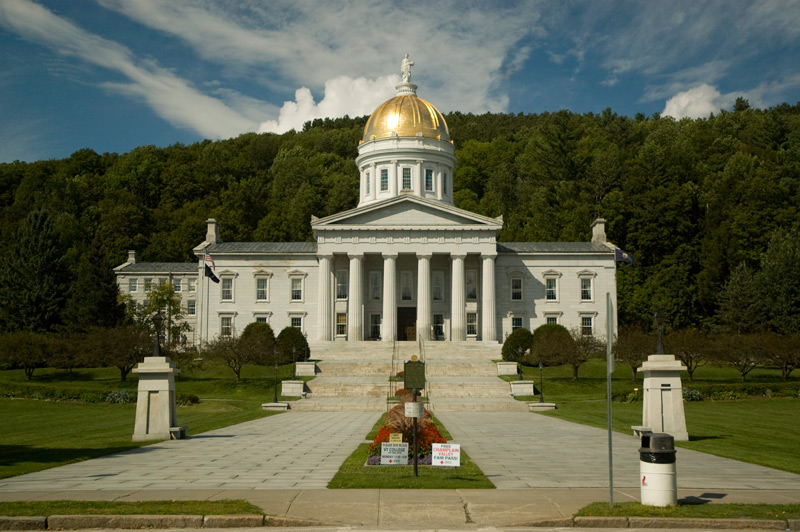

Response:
(0, 444), (157, 469)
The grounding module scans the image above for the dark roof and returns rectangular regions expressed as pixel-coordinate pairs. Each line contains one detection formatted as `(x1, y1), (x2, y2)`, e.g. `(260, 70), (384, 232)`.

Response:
(498, 242), (613, 254)
(116, 262), (197, 273)
(206, 242), (317, 254)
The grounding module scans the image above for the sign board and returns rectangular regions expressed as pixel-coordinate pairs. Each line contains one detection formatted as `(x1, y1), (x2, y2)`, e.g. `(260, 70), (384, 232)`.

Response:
(405, 401), (423, 418)
(389, 433), (403, 443)
(432, 443), (461, 467)
(404, 360), (425, 391)
(381, 442), (408, 465)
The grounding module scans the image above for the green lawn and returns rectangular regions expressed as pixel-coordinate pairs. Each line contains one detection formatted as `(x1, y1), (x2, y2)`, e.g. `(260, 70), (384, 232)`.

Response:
(0, 500), (263, 516)
(0, 360), (299, 479)
(577, 502), (800, 519)
(516, 359), (800, 474)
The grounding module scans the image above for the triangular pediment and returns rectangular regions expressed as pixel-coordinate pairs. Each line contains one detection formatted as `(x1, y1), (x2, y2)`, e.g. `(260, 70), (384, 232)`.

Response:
(312, 195), (502, 229)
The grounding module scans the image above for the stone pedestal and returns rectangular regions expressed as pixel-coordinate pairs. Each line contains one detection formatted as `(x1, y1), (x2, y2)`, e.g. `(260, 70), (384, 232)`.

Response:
(281, 380), (306, 397)
(509, 380), (535, 396)
(132, 356), (184, 442)
(496, 362), (518, 376)
(295, 362), (317, 377)
(528, 402), (557, 412)
(638, 354), (689, 441)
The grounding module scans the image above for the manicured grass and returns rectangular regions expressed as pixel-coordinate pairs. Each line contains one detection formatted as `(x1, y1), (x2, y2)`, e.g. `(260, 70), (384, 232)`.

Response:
(0, 360), (300, 479)
(576, 502), (800, 519)
(516, 359), (800, 474)
(0, 500), (263, 516)
(327, 443), (494, 489)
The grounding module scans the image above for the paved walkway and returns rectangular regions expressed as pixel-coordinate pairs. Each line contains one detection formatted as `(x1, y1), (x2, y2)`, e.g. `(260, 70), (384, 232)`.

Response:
(0, 412), (379, 491)
(436, 411), (800, 490)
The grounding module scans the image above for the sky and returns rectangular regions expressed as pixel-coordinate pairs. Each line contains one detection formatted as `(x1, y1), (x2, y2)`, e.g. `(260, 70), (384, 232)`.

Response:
(1, 0), (799, 163)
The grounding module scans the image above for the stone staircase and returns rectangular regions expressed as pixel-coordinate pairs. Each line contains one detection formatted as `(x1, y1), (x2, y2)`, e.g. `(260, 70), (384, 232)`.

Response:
(289, 341), (527, 412)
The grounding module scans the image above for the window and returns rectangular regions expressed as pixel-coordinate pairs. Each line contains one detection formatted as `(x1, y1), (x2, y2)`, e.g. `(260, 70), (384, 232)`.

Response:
(432, 271), (444, 301)
(511, 277), (523, 301)
(546, 278), (558, 301)
(512, 317), (523, 330)
(336, 313), (347, 336)
(433, 314), (444, 339)
(546, 316), (558, 325)
(291, 316), (303, 329)
(220, 316), (233, 337)
(466, 270), (478, 300)
(380, 169), (388, 191)
(581, 316), (593, 336)
(221, 277), (233, 301)
(291, 277), (303, 301)
(144, 278), (153, 292)
(425, 169), (433, 191)
(336, 270), (348, 300)
(128, 278), (137, 293)
(256, 277), (269, 301)
(365, 171), (370, 194)
(466, 312), (478, 336)
(188, 279), (196, 292)
(401, 271), (413, 301)
(173, 279), (182, 292)
(370, 314), (381, 340)
(402, 167), (412, 190)
(369, 271), (381, 300)
(581, 277), (593, 301)
(187, 300), (196, 316)
(256, 316), (268, 323)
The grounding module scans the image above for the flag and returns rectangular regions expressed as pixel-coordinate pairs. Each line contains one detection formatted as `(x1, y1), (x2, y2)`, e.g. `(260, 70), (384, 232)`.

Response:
(204, 251), (216, 270)
(205, 264), (219, 283)
(615, 248), (634, 263)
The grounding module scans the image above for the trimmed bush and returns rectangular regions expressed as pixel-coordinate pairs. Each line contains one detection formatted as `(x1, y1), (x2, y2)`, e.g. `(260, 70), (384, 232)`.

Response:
(526, 323), (575, 367)
(275, 327), (310, 364)
(104, 389), (136, 404)
(502, 328), (532, 362)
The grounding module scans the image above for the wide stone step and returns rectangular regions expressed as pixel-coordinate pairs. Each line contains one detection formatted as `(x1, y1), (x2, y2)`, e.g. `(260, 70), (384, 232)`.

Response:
(316, 362), (392, 376)
(290, 398), (386, 412)
(429, 398), (529, 412)
(424, 363), (496, 376)
(307, 377), (391, 398)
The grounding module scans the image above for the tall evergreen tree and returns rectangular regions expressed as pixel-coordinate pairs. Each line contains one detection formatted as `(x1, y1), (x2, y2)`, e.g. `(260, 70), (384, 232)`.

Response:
(0, 209), (69, 332)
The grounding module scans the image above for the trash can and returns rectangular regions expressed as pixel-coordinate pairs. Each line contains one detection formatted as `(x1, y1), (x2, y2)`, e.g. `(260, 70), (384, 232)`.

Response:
(639, 432), (677, 506)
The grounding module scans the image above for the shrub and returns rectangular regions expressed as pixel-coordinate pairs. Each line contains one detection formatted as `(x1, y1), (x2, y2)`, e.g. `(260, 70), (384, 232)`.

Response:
(177, 393), (200, 405)
(275, 327), (310, 364)
(368, 400), (446, 459)
(683, 388), (703, 402)
(526, 324), (575, 367)
(104, 389), (136, 404)
(502, 328), (532, 362)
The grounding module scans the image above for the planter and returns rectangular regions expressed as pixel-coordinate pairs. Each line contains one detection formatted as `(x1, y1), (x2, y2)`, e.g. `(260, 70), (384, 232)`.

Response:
(295, 362), (317, 377)
(496, 362), (518, 376)
(281, 380), (306, 397)
(509, 380), (535, 396)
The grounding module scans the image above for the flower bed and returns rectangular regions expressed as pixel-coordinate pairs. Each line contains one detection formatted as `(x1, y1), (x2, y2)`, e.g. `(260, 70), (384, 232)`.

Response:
(366, 400), (446, 464)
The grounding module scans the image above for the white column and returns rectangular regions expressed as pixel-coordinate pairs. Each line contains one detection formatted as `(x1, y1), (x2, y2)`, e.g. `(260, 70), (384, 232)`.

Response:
(417, 253), (432, 341)
(390, 160), (398, 196)
(436, 166), (443, 201)
(317, 254), (333, 341)
(382, 253), (397, 342)
(481, 254), (497, 342)
(451, 254), (466, 341)
(347, 253), (364, 341)
(415, 160), (423, 195)
(370, 163), (377, 201)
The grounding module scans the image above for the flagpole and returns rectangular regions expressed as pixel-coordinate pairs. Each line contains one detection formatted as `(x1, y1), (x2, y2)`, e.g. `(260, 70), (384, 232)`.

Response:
(204, 245), (210, 345)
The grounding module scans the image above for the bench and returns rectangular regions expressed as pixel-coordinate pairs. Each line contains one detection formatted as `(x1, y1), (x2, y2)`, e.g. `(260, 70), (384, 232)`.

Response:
(169, 426), (187, 440)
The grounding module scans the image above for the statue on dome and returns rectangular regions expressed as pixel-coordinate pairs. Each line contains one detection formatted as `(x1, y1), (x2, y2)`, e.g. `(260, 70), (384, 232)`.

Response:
(401, 53), (414, 83)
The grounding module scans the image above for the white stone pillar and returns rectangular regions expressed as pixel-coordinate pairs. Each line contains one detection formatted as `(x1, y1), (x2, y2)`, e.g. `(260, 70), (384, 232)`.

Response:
(370, 163), (377, 201)
(347, 253), (364, 341)
(436, 166), (443, 201)
(481, 254), (497, 342)
(382, 253), (397, 342)
(451, 254), (466, 341)
(390, 160), (398, 196)
(417, 253), (432, 341)
(317, 254), (333, 341)
(415, 160), (423, 195)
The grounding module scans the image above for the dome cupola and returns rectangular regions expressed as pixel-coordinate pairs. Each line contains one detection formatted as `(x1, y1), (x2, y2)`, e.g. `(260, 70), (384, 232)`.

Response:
(356, 55), (456, 207)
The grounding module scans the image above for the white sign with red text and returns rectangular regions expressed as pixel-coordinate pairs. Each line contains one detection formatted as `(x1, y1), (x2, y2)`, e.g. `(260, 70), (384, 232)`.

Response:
(381, 442), (408, 465)
(432, 443), (461, 467)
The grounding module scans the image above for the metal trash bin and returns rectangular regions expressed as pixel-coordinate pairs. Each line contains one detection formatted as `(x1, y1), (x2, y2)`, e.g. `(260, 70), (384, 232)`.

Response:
(639, 432), (677, 506)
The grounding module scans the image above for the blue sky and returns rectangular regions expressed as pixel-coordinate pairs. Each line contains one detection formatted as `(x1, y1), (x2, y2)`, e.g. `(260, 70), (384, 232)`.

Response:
(1, 0), (799, 163)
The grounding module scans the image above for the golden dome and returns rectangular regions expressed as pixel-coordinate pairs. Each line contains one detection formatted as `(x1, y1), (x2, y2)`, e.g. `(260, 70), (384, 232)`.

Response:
(362, 93), (450, 142)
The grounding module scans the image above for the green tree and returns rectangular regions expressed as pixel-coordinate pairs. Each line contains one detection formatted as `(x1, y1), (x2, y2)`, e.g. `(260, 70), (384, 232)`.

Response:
(501, 327), (532, 363)
(757, 226), (800, 334)
(665, 328), (709, 381)
(275, 326), (310, 364)
(526, 324), (575, 370)
(203, 333), (252, 380)
(567, 328), (603, 380)
(613, 326), (652, 381)
(0, 210), (70, 332)
(709, 333), (766, 382)
(85, 326), (151, 381)
(238, 322), (276, 366)
(0, 330), (51, 381)
(716, 263), (765, 334)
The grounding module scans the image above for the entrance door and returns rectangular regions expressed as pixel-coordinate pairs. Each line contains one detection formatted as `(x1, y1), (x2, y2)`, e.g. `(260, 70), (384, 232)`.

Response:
(397, 307), (417, 341)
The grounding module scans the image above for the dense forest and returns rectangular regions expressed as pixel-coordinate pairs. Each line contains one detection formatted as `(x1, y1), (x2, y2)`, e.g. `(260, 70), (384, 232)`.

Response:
(1, 98), (799, 334)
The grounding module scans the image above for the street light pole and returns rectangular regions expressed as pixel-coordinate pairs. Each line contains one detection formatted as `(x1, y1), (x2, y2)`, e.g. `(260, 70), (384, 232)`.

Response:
(292, 346), (296, 379)
(539, 361), (544, 403)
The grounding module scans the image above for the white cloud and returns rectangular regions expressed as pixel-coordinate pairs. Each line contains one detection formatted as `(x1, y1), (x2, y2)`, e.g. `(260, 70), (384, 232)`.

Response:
(662, 84), (729, 119)
(258, 75), (398, 134)
(0, 0), (257, 138)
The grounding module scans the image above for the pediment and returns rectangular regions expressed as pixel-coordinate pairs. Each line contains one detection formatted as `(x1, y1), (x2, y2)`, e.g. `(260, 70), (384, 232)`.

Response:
(312, 196), (502, 229)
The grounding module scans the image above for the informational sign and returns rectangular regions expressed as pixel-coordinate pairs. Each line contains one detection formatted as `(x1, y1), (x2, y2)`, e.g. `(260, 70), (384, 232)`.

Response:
(405, 401), (423, 418)
(389, 433), (403, 443)
(381, 442), (408, 465)
(431, 443), (461, 467)
(404, 360), (425, 391)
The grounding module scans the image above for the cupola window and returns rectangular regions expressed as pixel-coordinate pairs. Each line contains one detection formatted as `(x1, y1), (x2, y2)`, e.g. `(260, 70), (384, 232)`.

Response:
(380, 169), (388, 191)
(402, 168), (412, 190)
(425, 169), (433, 191)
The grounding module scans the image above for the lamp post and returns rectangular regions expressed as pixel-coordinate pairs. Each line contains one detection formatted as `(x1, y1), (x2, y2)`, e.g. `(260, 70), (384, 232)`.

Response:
(292, 346), (296, 380)
(273, 360), (279, 403)
(539, 361), (544, 403)
(654, 311), (666, 354)
(152, 311), (165, 357)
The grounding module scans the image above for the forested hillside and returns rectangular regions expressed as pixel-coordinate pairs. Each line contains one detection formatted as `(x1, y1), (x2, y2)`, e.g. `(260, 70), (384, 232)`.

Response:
(1, 100), (798, 332)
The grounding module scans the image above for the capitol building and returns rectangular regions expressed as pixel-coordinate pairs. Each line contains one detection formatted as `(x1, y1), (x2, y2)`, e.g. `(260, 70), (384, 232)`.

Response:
(115, 58), (620, 346)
